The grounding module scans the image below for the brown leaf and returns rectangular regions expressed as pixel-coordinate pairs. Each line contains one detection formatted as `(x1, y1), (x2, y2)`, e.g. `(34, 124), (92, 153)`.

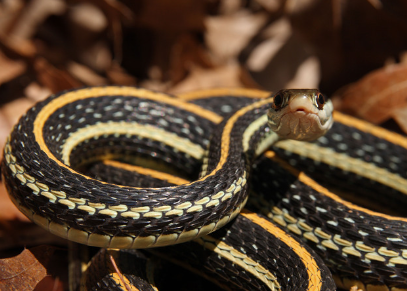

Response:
(0, 246), (55, 291)
(0, 111), (12, 155)
(34, 58), (82, 93)
(168, 62), (256, 94)
(254, 0), (284, 12)
(7, 0), (66, 40)
(67, 62), (107, 86)
(0, 50), (26, 86)
(135, 0), (206, 32)
(391, 107), (407, 134)
(333, 62), (407, 124)
(1, 98), (35, 128)
(106, 63), (137, 86)
(169, 34), (213, 84)
(34, 276), (63, 291)
(205, 11), (268, 61)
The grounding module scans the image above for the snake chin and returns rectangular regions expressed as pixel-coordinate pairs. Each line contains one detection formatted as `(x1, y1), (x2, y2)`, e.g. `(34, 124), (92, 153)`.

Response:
(269, 110), (332, 142)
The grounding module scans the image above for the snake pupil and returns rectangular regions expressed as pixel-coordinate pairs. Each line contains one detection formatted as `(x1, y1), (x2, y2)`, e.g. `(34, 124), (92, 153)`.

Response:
(317, 93), (325, 109)
(273, 94), (283, 109)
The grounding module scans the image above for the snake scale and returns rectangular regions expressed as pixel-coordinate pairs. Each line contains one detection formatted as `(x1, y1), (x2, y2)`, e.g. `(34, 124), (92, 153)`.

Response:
(2, 86), (407, 291)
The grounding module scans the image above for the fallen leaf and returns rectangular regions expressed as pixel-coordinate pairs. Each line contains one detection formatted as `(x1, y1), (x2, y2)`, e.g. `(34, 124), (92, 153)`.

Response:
(24, 82), (52, 102)
(168, 61), (257, 94)
(254, 0), (284, 12)
(205, 11), (268, 62)
(34, 276), (63, 291)
(0, 111), (11, 155)
(391, 107), (407, 134)
(285, 56), (320, 89)
(106, 63), (137, 86)
(135, 0), (206, 32)
(0, 0), (24, 35)
(332, 62), (407, 124)
(67, 62), (107, 86)
(169, 34), (213, 84)
(0, 97), (35, 128)
(34, 57), (82, 93)
(246, 17), (292, 72)
(0, 246), (55, 291)
(0, 51), (26, 86)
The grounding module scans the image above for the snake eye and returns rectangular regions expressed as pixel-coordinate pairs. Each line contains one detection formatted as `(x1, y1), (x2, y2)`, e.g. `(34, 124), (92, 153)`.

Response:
(272, 94), (283, 110)
(316, 93), (326, 109)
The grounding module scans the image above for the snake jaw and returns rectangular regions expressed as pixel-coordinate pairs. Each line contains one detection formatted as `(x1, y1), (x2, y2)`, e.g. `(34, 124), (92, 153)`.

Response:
(267, 89), (334, 141)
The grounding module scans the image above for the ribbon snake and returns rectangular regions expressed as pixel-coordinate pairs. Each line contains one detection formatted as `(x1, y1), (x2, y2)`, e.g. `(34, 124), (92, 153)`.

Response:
(2, 86), (407, 291)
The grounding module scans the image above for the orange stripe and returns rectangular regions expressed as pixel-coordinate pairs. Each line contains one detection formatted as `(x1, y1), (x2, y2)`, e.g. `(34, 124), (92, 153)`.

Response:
(240, 210), (322, 291)
(264, 151), (407, 223)
(103, 160), (190, 186)
(177, 88), (271, 101)
(32, 86), (272, 189)
(334, 111), (407, 149)
(32, 87), (222, 186)
(203, 97), (273, 179)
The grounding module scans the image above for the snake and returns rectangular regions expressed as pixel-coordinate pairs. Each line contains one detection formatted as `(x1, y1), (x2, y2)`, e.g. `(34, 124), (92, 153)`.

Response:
(1, 86), (407, 291)
(82, 88), (407, 291)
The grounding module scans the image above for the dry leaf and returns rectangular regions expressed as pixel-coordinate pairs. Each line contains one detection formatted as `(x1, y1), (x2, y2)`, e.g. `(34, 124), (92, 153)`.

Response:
(34, 58), (82, 93)
(0, 246), (55, 291)
(24, 82), (52, 102)
(254, 0), (284, 12)
(0, 111), (12, 155)
(0, 98), (35, 128)
(285, 56), (320, 89)
(0, 51), (26, 85)
(390, 107), (407, 134)
(333, 62), (407, 124)
(67, 62), (107, 86)
(135, 0), (206, 32)
(169, 34), (213, 84)
(34, 276), (63, 291)
(205, 11), (268, 62)
(106, 63), (137, 86)
(168, 61), (256, 94)
(246, 18), (292, 72)
(68, 2), (107, 33)
(9, 0), (65, 40)
(0, 0), (25, 35)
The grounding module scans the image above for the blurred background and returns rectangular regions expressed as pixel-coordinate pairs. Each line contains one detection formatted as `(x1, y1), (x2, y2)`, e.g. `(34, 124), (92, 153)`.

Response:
(1, 0), (407, 140)
(1, 0), (407, 289)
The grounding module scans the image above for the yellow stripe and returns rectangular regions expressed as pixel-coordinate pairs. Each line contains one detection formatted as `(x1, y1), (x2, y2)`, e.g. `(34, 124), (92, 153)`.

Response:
(194, 235), (280, 290)
(177, 87), (270, 101)
(32, 87), (222, 186)
(275, 139), (407, 196)
(242, 114), (268, 152)
(103, 160), (190, 186)
(61, 121), (204, 165)
(240, 210), (322, 291)
(206, 97), (273, 179)
(33, 88), (272, 187)
(334, 111), (407, 150)
(264, 151), (407, 223)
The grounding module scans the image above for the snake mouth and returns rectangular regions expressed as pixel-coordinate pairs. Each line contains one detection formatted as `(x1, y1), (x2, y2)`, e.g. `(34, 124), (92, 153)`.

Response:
(268, 94), (333, 141)
(276, 110), (322, 141)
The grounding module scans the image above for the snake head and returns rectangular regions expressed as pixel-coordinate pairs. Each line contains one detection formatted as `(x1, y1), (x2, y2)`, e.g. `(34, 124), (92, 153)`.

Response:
(267, 89), (334, 141)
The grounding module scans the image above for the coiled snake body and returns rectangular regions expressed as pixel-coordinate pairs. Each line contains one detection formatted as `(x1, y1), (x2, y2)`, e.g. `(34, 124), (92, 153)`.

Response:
(2, 86), (407, 291)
